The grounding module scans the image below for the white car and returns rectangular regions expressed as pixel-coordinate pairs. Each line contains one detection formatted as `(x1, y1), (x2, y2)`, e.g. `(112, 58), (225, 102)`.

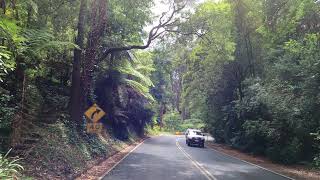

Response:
(185, 129), (205, 148)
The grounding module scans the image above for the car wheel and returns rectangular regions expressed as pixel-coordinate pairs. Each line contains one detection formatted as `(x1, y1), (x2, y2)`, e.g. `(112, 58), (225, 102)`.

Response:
(201, 143), (205, 148)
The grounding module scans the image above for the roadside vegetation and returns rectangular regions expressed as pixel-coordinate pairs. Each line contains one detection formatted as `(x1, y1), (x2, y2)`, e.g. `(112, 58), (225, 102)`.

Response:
(146, 112), (204, 135)
(0, 0), (319, 178)
(0, 0), (161, 178)
(180, 0), (320, 166)
(0, 149), (23, 179)
(148, 0), (320, 169)
(162, 112), (205, 133)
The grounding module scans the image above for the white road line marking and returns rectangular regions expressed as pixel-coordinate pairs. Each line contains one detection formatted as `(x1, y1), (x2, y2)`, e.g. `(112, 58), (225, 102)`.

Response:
(206, 145), (295, 180)
(176, 139), (217, 180)
(98, 139), (147, 180)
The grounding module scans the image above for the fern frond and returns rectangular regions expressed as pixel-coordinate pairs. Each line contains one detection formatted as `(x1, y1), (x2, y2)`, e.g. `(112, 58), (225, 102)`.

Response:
(117, 62), (154, 87)
(28, 0), (39, 14)
(19, 29), (79, 55)
(123, 79), (155, 102)
(135, 64), (155, 72)
(0, 17), (21, 43)
(42, 41), (80, 50)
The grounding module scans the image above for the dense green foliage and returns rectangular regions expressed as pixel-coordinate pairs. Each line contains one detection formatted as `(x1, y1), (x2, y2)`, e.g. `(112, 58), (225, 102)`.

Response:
(161, 112), (204, 132)
(1, 0), (319, 177)
(0, 0), (158, 178)
(0, 0), (155, 140)
(158, 0), (320, 165)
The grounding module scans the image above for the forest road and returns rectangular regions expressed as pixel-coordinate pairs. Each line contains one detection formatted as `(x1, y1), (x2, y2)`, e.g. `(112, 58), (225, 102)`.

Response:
(102, 135), (292, 180)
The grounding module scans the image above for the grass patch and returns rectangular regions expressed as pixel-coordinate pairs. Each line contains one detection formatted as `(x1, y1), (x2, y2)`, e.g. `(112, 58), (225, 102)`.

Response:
(0, 149), (24, 179)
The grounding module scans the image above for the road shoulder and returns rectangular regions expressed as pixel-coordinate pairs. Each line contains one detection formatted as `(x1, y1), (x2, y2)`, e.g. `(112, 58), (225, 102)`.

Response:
(76, 138), (147, 180)
(206, 142), (320, 180)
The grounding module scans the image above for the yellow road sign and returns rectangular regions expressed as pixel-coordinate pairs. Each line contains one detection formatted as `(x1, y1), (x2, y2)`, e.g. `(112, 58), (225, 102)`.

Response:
(84, 103), (106, 123)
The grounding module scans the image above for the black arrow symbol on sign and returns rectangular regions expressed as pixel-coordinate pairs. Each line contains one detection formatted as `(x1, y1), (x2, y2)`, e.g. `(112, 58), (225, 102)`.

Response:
(91, 109), (101, 120)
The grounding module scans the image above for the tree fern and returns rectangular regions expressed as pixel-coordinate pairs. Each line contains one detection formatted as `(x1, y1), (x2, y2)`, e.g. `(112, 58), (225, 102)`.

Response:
(0, 16), (78, 59)
(123, 79), (155, 102)
(135, 64), (155, 73)
(20, 29), (79, 56)
(116, 62), (154, 87)
(0, 46), (15, 82)
(116, 51), (155, 102)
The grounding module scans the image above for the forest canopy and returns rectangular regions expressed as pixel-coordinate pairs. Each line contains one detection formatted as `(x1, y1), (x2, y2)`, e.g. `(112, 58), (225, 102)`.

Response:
(150, 0), (320, 166)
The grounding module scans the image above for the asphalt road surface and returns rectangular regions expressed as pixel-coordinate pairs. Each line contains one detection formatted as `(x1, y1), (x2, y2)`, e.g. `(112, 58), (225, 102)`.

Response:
(103, 135), (291, 180)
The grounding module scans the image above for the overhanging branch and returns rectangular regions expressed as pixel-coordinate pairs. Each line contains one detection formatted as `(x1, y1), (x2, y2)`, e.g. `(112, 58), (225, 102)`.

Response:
(100, 2), (185, 61)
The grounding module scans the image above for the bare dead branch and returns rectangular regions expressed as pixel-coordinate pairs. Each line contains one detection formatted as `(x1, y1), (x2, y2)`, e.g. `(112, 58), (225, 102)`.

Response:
(99, 2), (186, 61)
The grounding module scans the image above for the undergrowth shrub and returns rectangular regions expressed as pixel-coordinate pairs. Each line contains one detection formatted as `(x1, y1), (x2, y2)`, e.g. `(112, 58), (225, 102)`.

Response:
(0, 89), (16, 152)
(145, 124), (161, 135)
(0, 149), (23, 179)
(161, 111), (205, 133)
(163, 111), (182, 132)
(266, 137), (303, 164)
(241, 120), (269, 154)
(311, 130), (320, 168)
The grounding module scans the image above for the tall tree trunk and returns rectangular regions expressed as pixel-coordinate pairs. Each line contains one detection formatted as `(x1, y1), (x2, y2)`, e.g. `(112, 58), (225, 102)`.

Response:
(159, 102), (166, 129)
(82, 0), (107, 107)
(26, 4), (32, 26)
(70, 0), (86, 129)
(10, 5), (31, 146)
(1, 0), (5, 44)
(10, 57), (26, 147)
(0, 0), (6, 14)
(10, 0), (19, 19)
(176, 68), (183, 113)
